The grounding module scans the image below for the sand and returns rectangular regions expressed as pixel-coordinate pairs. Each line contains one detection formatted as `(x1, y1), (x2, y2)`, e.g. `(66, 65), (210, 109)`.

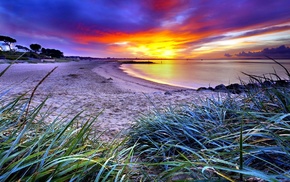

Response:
(0, 60), (219, 141)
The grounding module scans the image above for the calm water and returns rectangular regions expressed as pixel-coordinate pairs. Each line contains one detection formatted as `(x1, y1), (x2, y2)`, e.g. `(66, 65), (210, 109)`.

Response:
(120, 59), (290, 89)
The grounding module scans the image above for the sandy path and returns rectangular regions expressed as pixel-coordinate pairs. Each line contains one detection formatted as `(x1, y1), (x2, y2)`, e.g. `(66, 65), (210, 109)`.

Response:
(0, 60), (218, 140)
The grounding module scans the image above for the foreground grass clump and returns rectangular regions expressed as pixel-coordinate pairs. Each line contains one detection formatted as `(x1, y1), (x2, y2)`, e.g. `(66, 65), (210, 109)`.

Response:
(127, 93), (290, 181)
(0, 65), (131, 181)
(0, 93), (133, 181)
(1, 58), (290, 181)
(127, 66), (290, 181)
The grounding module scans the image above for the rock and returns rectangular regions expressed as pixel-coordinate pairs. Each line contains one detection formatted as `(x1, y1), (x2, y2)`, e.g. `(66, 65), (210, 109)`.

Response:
(208, 87), (214, 91)
(102, 77), (113, 83)
(214, 84), (227, 92)
(245, 83), (260, 90)
(196, 87), (208, 91)
(275, 80), (290, 87)
(164, 91), (172, 95)
(262, 80), (273, 87)
(226, 83), (245, 94)
(197, 87), (215, 92)
(67, 74), (79, 78)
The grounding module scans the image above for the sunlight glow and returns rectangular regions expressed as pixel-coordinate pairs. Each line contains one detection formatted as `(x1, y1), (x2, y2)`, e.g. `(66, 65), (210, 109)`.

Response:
(112, 41), (128, 45)
(128, 44), (176, 58)
(161, 49), (175, 57)
(191, 29), (290, 58)
(75, 23), (290, 58)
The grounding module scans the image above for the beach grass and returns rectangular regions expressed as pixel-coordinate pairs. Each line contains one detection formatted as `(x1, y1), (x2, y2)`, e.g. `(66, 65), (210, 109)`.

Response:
(1, 58), (290, 181)
(0, 99), (131, 181)
(126, 60), (290, 181)
(126, 93), (290, 181)
(0, 65), (132, 181)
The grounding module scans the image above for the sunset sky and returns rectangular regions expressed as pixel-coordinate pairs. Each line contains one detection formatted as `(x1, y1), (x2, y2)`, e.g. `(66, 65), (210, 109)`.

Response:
(1, 0), (290, 58)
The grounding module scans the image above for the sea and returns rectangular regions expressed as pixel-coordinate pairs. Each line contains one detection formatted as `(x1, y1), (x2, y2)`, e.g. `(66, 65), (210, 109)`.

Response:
(120, 59), (290, 89)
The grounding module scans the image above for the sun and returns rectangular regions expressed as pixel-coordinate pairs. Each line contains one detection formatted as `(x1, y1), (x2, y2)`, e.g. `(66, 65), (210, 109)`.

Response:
(127, 45), (176, 58)
(161, 49), (175, 58)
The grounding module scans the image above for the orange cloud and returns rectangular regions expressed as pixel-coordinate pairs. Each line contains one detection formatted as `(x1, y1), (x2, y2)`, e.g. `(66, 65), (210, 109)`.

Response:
(75, 29), (191, 58)
(74, 25), (229, 58)
(2, 1), (290, 58)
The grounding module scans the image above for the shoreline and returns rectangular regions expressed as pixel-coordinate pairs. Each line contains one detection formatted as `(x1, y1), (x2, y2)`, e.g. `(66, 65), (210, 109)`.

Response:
(0, 60), (219, 140)
(93, 61), (190, 93)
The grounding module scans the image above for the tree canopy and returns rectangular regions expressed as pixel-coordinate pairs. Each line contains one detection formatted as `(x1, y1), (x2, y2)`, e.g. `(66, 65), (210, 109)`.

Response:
(30, 44), (41, 52)
(0, 35), (17, 51)
(16, 45), (30, 52)
(41, 48), (64, 58)
(0, 35), (65, 58)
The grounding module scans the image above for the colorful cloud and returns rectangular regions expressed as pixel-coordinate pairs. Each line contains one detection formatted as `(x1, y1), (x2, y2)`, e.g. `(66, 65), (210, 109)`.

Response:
(0, 0), (290, 58)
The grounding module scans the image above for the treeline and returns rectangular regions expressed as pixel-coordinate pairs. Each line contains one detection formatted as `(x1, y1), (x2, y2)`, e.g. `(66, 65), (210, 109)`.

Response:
(41, 48), (63, 58)
(0, 35), (63, 58)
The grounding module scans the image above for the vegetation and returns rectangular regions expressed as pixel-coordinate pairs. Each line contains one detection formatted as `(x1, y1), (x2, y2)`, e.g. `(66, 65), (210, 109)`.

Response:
(15, 45), (30, 52)
(0, 96), (133, 181)
(0, 35), (16, 51)
(41, 48), (64, 58)
(127, 95), (290, 181)
(126, 61), (290, 181)
(0, 51), (30, 60)
(0, 35), (64, 59)
(30, 44), (41, 53)
(0, 65), (131, 181)
(0, 58), (289, 181)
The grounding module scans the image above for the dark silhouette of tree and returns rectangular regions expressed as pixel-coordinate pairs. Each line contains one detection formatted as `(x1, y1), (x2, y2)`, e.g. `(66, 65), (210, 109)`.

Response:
(41, 48), (63, 58)
(0, 35), (17, 51)
(16, 45), (30, 52)
(41, 48), (46, 54)
(30, 44), (42, 53)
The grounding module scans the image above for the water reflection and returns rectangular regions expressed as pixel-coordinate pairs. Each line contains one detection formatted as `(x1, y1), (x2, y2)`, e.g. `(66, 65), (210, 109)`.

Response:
(120, 59), (290, 89)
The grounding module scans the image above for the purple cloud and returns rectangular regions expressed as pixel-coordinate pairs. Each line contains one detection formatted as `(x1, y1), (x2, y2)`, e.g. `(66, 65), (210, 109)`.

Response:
(224, 53), (233, 58)
(180, 0), (290, 35)
(236, 45), (290, 58)
(235, 25), (290, 39)
(0, 0), (290, 57)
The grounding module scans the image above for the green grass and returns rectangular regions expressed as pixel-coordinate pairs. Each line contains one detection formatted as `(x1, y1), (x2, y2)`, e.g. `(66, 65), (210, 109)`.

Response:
(0, 64), (132, 181)
(0, 51), (30, 60)
(0, 50), (79, 63)
(1, 57), (290, 181)
(0, 98), (131, 181)
(126, 61), (290, 181)
(126, 95), (289, 181)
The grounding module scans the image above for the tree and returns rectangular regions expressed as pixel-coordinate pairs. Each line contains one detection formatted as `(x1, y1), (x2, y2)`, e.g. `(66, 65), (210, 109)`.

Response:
(15, 45), (30, 52)
(30, 44), (42, 53)
(0, 35), (17, 51)
(41, 48), (63, 58)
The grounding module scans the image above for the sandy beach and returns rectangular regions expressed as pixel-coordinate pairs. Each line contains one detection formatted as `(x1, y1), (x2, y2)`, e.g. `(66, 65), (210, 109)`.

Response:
(0, 60), (219, 140)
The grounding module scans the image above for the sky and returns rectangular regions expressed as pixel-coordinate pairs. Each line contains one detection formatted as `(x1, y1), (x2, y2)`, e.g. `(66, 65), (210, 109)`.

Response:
(1, 0), (290, 58)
